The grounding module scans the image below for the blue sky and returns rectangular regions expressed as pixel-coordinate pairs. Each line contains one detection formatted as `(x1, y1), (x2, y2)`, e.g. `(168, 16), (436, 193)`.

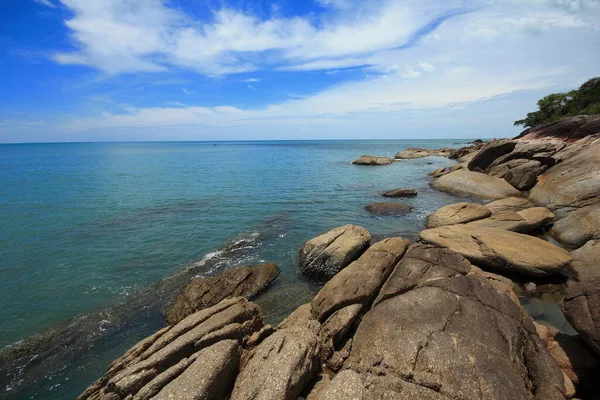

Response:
(1, 0), (599, 142)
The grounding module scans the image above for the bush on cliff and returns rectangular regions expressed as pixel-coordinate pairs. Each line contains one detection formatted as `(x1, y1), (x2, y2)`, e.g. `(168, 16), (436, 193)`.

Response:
(514, 77), (600, 128)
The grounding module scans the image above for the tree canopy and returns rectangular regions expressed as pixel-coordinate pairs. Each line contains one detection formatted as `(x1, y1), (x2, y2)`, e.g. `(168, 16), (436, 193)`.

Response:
(514, 77), (600, 129)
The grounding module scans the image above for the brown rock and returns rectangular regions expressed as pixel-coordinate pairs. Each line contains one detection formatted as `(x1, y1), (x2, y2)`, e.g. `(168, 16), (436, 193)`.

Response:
(381, 188), (417, 198)
(431, 170), (521, 200)
(515, 115), (600, 141)
(486, 197), (533, 214)
(351, 155), (393, 165)
(364, 202), (413, 216)
(395, 147), (452, 159)
(487, 158), (531, 179)
(426, 202), (491, 228)
(504, 160), (546, 191)
(468, 139), (517, 171)
(466, 207), (555, 233)
(550, 204), (600, 248)
(166, 263), (280, 325)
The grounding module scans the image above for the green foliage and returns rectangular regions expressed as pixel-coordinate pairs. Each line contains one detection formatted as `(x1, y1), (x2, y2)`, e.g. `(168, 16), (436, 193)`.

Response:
(514, 77), (600, 128)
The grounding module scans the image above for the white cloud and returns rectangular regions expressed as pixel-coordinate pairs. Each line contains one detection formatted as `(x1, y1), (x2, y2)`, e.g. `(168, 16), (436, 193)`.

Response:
(243, 78), (261, 83)
(33, 0), (55, 8)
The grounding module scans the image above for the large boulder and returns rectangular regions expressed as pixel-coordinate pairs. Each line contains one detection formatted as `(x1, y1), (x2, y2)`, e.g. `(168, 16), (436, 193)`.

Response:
(351, 155), (393, 165)
(467, 207), (555, 233)
(486, 197), (533, 214)
(431, 170), (521, 200)
(562, 240), (600, 356)
(426, 202), (491, 228)
(381, 188), (417, 198)
(364, 202), (413, 216)
(298, 225), (370, 281)
(550, 204), (600, 248)
(166, 263), (280, 325)
(515, 115), (600, 141)
(529, 139), (600, 216)
(395, 147), (452, 159)
(505, 160), (546, 191)
(467, 139), (517, 171)
(419, 225), (572, 278)
(488, 158), (532, 179)
(78, 298), (263, 400)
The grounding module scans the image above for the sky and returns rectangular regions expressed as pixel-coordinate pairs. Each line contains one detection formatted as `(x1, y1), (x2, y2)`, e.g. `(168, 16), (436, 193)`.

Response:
(0, 0), (599, 142)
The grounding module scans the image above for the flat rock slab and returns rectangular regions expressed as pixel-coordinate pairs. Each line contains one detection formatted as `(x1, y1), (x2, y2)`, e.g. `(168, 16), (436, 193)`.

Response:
(352, 155), (393, 165)
(550, 204), (600, 248)
(299, 224), (370, 281)
(419, 225), (571, 278)
(467, 207), (555, 233)
(431, 170), (521, 200)
(166, 263), (280, 325)
(365, 202), (413, 216)
(486, 197), (533, 214)
(395, 147), (451, 159)
(426, 202), (491, 228)
(381, 188), (417, 198)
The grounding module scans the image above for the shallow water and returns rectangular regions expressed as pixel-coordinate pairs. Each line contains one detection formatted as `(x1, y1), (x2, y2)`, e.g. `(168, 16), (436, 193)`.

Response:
(0, 140), (573, 399)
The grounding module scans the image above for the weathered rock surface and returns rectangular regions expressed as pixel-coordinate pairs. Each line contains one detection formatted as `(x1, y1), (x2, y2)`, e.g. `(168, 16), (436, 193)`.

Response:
(529, 138), (600, 215)
(166, 263), (280, 325)
(426, 202), (491, 228)
(381, 188), (417, 198)
(562, 240), (600, 356)
(487, 158), (532, 179)
(351, 155), (393, 165)
(505, 160), (546, 190)
(467, 207), (555, 233)
(364, 202), (413, 216)
(550, 204), (600, 248)
(430, 163), (466, 178)
(78, 297), (263, 400)
(298, 225), (370, 281)
(516, 115), (600, 141)
(431, 170), (521, 200)
(395, 147), (452, 159)
(468, 139), (517, 171)
(486, 197), (534, 214)
(419, 225), (571, 278)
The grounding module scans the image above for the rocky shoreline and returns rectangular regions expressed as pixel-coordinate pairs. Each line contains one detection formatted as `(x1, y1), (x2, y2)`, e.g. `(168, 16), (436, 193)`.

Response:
(80, 116), (600, 400)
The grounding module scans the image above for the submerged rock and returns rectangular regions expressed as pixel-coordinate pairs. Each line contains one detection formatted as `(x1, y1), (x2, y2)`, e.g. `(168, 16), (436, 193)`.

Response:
(298, 224), (370, 281)
(381, 188), (417, 198)
(467, 207), (555, 233)
(431, 170), (521, 200)
(419, 225), (571, 278)
(351, 155), (393, 165)
(166, 263), (280, 325)
(364, 202), (414, 216)
(426, 202), (491, 228)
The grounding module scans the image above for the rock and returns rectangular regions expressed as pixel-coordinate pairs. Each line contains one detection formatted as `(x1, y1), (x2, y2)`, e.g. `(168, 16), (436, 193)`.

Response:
(364, 202), (413, 216)
(78, 298), (263, 400)
(515, 115), (600, 141)
(426, 202), (492, 228)
(230, 315), (321, 400)
(430, 163), (465, 178)
(419, 225), (572, 278)
(298, 225), (370, 281)
(166, 263), (280, 325)
(466, 207), (555, 233)
(448, 141), (487, 161)
(529, 139), (600, 215)
(550, 204), (600, 248)
(431, 170), (521, 200)
(351, 155), (393, 165)
(487, 158), (531, 179)
(504, 160), (546, 191)
(311, 238), (411, 322)
(381, 188), (417, 198)
(562, 240), (600, 355)
(467, 139), (517, 171)
(486, 197), (533, 214)
(394, 147), (452, 159)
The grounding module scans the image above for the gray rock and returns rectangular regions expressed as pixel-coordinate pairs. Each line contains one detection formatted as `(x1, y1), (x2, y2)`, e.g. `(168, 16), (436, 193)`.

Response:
(381, 188), (417, 198)
(431, 170), (521, 200)
(298, 225), (371, 281)
(352, 155), (393, 165)
(468, 139), (517, 171)
(426, 202), (492, 228)
(364, 202), (413, 215)
(419, 225), (571, 278)
(487, 158), (531, 179)
(466, 207), (555, 233)
(550, 204), (600, 248)
(504, 160), (546, 191)
(486, 197), (533, 214)
(166, 263), (280, 325)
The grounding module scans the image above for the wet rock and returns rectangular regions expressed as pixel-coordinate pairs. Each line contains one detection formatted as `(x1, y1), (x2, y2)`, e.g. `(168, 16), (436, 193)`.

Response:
(419, 225), (571, 278)
(78, 298), (263, 400)
(166, 263), (280, 325)
(381, 188), (417, 198)
(364, 202), (413, 216)
(351, 155), (393, 165)
(394, 147), (452, 159)
(486, 197), (533, 214)
(431, 170), (521, 200)
(425, 202), (492, 228)
(562, 240), (600, 356)
(466, 207), (555, 233)
(504, 160), (546, 191)
(298, 225), (370, 281)
(467, 139), (517, 171)
(550, 204), (600, 248)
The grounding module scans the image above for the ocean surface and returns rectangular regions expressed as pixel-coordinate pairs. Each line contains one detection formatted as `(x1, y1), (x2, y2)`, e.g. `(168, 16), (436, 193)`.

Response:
(0, 140), (572, 399)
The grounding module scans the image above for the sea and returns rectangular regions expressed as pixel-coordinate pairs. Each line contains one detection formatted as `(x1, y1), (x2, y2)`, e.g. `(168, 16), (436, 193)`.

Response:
(0, 140), (572, 399)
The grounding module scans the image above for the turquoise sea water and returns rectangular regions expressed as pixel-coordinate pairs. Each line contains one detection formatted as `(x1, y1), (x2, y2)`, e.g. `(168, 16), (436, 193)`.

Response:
(0, 140), (569, 399)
